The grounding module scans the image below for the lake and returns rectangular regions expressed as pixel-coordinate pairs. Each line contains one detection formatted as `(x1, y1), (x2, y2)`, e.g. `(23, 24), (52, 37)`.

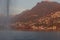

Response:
(0, 31), (60, 40)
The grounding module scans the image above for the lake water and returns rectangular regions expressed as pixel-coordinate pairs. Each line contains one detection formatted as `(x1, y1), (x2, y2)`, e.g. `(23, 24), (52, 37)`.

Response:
(0, 31), (60, 40)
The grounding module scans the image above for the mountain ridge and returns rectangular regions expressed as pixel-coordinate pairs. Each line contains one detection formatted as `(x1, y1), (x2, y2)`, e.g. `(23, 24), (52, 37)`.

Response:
(12, 1), (60, 22)
(10, 1), (60, 31)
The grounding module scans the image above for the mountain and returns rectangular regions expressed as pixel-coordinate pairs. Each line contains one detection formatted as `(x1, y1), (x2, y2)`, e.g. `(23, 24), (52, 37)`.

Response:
(12, 1), (60, 22)
(10, 1), (60, 31)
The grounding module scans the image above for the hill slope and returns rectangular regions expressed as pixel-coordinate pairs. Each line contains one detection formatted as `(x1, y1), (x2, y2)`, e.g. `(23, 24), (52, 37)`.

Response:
(10, 1), (60, 31)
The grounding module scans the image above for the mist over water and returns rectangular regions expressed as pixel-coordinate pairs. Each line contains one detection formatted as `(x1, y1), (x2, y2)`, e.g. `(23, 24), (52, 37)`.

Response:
(0, 0), (10, 30)
(0, 16), (11, 31)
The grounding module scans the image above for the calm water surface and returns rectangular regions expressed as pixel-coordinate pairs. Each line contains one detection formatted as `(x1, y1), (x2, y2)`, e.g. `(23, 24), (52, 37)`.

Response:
(0, 31), (60, 40)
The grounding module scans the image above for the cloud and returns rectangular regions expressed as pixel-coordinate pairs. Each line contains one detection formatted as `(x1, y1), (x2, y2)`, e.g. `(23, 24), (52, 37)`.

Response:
(9, 7), (27, 15)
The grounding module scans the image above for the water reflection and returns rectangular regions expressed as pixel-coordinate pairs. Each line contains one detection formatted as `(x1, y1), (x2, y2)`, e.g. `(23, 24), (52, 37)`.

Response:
(0, 31), (60, 40)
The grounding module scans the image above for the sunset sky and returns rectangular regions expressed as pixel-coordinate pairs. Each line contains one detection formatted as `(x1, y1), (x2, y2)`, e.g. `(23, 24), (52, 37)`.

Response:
(0, 0), (60, 15)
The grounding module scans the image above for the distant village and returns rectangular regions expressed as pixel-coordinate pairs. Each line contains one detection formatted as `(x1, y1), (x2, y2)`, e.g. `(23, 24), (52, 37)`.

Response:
(10, 11), (60, 31)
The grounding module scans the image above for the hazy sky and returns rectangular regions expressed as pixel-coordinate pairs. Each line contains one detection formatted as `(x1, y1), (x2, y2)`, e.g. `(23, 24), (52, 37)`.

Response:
(0, 0), (7, 16)
(0, 0), (60, 15)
